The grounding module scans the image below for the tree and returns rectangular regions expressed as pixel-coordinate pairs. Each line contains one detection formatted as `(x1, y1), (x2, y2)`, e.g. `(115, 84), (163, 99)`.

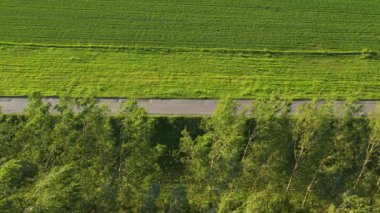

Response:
(24, 164), (86, 212)
(0, 160), (37, 212)
(50, 95), (115, 211)
(322, 100), (367, 202)
(244, 186), (292, 213)
(354, 104), (380, 192)
(286, 100), (336, 209)
(116, 99), (164, 211)
(14, 93), (54, 168)
(332, 193), (377, 212)
(167, 186), (191, 213)
(0, 114), (21, 160)
(180, 97), (246, 211)
(235, 95), (294, 212)
(241, 95), (292, 193)
(141, 182), (161, 213)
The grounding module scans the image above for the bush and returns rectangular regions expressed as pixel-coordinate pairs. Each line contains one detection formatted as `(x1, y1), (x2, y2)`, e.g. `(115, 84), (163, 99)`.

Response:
(244, 189), (292, 213)
(0, 160), (37, 190)
(360, 48), (377, 60)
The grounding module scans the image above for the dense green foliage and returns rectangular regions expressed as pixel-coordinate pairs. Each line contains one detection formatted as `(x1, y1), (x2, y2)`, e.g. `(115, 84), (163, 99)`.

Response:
(1, 45), (380, 98)
(1, 94), (380, 212)
(1, 0), (380, 50)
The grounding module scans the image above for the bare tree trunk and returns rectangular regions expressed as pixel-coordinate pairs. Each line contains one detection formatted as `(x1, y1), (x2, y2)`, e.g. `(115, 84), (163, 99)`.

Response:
(301, 173), (317, 208)
(249, 153), (275, 193)
(286, 143), (305, 196)
(118, 151), (123, 172)
(301, 156), (329, 208)
(353, 161), (367, 190)
(369, 176), (380, 198)
(241, 134), (255, 162)
(286, 161), (298, 196)
(337, 146), (373, 210)
(354, 143), (374, 190)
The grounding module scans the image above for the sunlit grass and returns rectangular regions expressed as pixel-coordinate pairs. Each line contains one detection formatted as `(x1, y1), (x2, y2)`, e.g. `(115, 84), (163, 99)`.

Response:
(1, 45), (379, 99)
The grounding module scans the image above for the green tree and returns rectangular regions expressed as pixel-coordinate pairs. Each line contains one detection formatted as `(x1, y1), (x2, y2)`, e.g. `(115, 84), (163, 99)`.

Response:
(241, 95), (292, 193)
(167, 186), (191, 213)
(353, 104), (380, 192)
(50, 96), (115, 211)
(0, 160), (37, 212)
(331, 193), (377, 212)
(141, 182), (161, 213)
(24, 164), (86, 212)
(180, 97), (246, 211)
(116, 100), (164, 211)
(14, 93), (54, 168)
(287, 100), (336, 209)
(237, 95), (293, 212)
(0, 115), (21, 160)
(243, 186), (291, 213)
(321, 100), (368, 204)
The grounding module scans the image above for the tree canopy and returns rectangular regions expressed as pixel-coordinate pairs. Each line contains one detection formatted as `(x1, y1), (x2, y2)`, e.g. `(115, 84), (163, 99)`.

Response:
(0, 93), (379, 212)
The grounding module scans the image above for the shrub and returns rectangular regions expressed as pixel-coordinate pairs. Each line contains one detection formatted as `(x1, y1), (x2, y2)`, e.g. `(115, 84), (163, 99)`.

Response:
(360, 48), (377, 60)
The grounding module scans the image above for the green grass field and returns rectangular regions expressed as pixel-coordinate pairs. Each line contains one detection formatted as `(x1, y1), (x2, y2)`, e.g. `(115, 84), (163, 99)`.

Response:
(1, 44), (379, 98)
(0, 0), (380, 98)
(1, 0), (380, 50)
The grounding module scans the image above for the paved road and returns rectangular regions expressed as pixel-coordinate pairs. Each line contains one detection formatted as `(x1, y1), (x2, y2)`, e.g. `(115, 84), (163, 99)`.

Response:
(0, 98), (378, 116)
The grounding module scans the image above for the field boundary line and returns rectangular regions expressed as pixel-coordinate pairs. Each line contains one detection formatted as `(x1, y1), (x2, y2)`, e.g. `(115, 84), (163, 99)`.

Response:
(0, 41), (374, 57)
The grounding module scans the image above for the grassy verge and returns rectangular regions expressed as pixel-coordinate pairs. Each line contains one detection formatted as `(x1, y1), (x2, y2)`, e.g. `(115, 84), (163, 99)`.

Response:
(1, 44), (380, 99)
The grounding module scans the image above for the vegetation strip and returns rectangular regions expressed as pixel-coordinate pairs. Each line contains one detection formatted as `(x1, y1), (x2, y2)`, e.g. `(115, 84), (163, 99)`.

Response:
(1, 95), (380, 211)
(1, 44), (380, 99)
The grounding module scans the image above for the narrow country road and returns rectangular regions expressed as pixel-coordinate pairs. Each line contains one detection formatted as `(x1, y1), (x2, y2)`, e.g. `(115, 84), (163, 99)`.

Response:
(0, 97), (378, 116)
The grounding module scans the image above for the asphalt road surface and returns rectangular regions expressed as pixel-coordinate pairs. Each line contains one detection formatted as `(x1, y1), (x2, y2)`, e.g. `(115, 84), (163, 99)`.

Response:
(0, 97), (378, 116)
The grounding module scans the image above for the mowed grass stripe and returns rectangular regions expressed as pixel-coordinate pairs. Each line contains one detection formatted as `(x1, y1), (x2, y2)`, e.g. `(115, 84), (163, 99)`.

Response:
(1, 45), (380, 98)
(0, 0), (379, 50)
